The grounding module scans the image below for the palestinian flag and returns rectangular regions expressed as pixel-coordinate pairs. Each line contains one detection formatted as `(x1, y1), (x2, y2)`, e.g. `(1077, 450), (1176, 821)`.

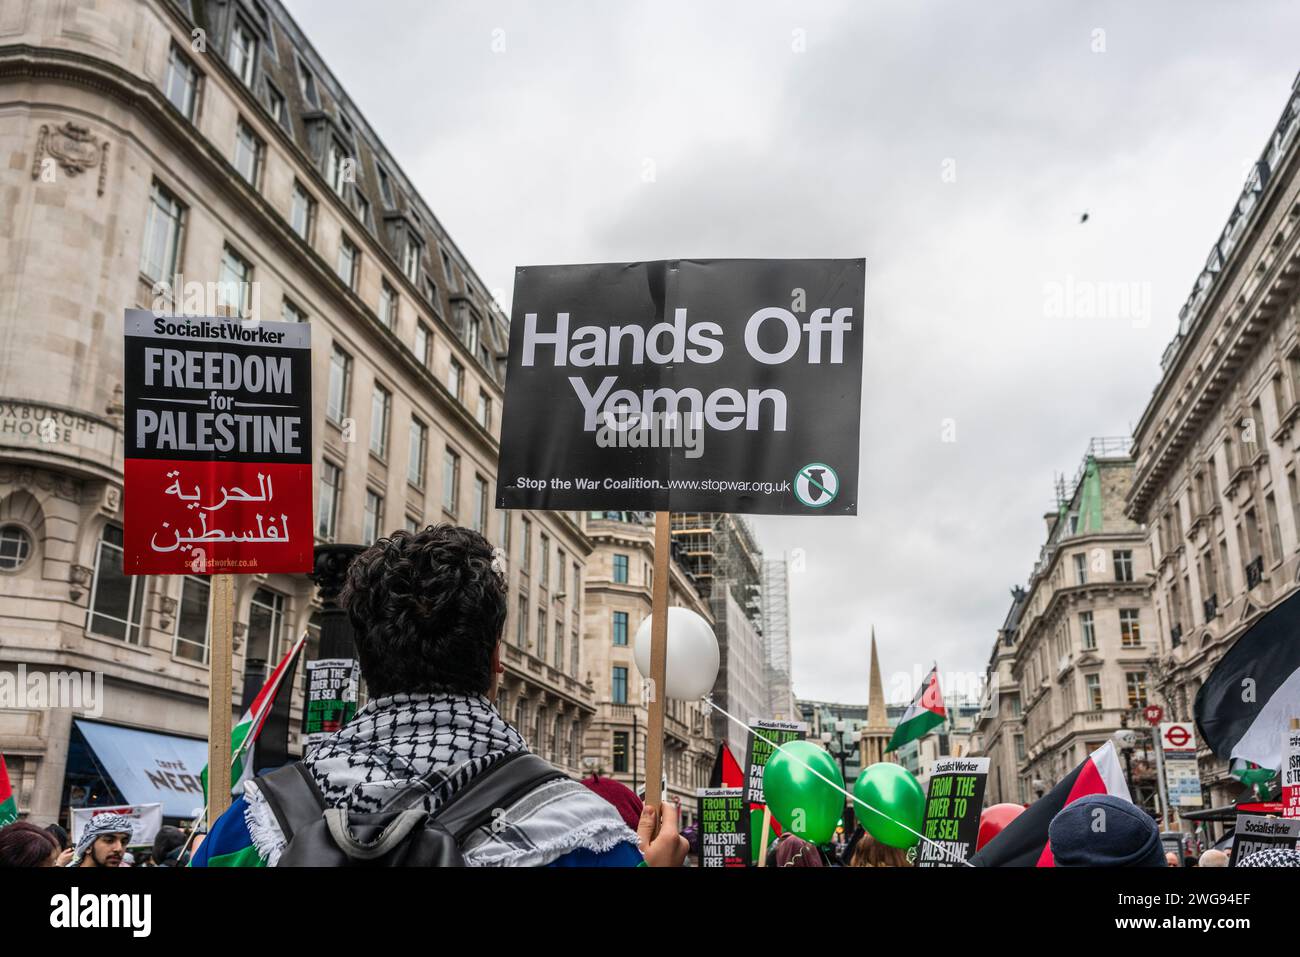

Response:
(969, 740), (1130, 867)
(202, 632), (306, 799)
(709, 742), (745, 789)
(1195, 587), (1300, 775)
(887, 666), (945, 752)
(0, 753), (17, 827)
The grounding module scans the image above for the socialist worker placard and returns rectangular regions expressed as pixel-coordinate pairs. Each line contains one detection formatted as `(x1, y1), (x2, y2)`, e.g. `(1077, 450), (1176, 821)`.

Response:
(122, 311), (313, 575)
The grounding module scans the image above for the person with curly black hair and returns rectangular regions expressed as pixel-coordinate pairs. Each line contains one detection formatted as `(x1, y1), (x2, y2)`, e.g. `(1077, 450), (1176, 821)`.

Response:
(194, 524), (687, 867)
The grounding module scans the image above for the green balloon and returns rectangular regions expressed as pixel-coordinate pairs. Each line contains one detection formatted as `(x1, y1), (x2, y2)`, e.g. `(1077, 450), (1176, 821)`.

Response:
(762, 740), (845, 846)
(853, 762), (925, 849)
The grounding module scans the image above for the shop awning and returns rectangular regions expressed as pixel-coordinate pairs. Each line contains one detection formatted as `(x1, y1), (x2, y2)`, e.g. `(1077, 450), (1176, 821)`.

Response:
(74, 720), (208, 818)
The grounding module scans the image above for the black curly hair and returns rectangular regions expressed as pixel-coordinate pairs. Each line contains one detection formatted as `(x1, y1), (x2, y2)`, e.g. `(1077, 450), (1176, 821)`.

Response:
(340, 524), (506, 698)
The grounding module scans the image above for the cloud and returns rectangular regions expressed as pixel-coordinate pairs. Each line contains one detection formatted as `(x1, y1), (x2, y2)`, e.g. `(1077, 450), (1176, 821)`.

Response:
(286, 0), (1300, 703)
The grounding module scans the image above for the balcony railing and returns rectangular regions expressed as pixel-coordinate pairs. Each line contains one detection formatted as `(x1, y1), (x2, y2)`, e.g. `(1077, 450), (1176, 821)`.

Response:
(1245, 555), (1265, 589)
(1170, 623), (1183, 647)
(1203, 593), (1218, 622)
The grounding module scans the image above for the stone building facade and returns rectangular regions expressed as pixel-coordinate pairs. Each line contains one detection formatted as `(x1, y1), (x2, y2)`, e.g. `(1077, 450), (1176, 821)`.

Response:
(0, 0), (593, 824)
(1126, 72), (1300, 821)
(579, 512), (715, 823)
(1007, 444), (1157, 809)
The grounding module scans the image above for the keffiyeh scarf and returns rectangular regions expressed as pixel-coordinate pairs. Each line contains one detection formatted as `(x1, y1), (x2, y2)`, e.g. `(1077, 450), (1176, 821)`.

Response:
(70, 812), (132, 866)
(244, 691), (639, 866)
(302, 691), (526, 815)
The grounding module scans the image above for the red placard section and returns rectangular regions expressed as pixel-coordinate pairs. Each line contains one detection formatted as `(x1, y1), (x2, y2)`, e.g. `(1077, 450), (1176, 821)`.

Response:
(124, 458), (313, 575)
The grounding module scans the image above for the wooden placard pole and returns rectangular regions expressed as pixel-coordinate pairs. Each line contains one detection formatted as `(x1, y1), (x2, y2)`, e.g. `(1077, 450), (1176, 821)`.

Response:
(645, 511), (672, 812)
(755, 806), (773, 867)
(207, 572), (235, 826)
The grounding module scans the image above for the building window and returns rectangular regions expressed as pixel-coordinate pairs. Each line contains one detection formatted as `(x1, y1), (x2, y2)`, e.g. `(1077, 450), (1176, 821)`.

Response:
(472, 475), (488, 533)
(245, 587), (285, 679)
(554, 619), (564, 669)
(612, 667), (628, 705)
(296, 56), (320, 107)
(1009, 693), (1021, 718)
(379, 281), (398, 329)
(520, 518), (531, 572)
(1072, 552), (1087, 585)
(1266, 492), (1283, 564)
(174, 576), (211, 664)
(265, 82), (287, 130)
(1119, 608), (1141, 647)
(404, 515), (420, 533)
(442, 448), (460, 515)
(233, 119), (264, 188)
(327, 344), (352, 424)
(612, 610), (628, 646)
(1014, 734), (1026, 762)
(217, 245), (253, 316)
(414, 323), (431, 368)
(165, 44), (201, 120)
(353, 191), (372, 232)
(87, 525), (146, 644)
(228, 18), (257, 86)
(1079, 610), (1095, 650)
(537, 610), (547, 660)
(1085, 674), (1103, 711)
(441, 250), (456, 290)
(1112, 550), (1133, 582)
(0, 522), (30, 566)
(290, 181), (315, 241)
(500, 510), (512, 555)
(281, 299), (306, 324)
(402, 238), (422, 284)
(1126, 672), (1148, 709)
(516, 595), (528, 646)
(326, 140), (350, 197)
(408, 419), (427, 488)
(571, 627), (580, 675)
(369, 384), (390, 458)
(318, 460), (343, 539)
(377, 164), (395, 206)
(613, 554), (629, 584)
(337, 235), (359, 290)
(557, 549), (566, 593)
(613, 731), (629, 773)
(448, 359), (463, 403)
(476, 390), (492, 431)
(466, 315), (481, 357)
(363, 490), (384, 546)
(140, 180), (185, 282)
(540, 535), (550, 587)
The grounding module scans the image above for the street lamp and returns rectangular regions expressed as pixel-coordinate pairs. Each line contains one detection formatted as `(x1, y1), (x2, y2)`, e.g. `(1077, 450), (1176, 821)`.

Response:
(822, 719), (856, 831)
(1113, 718), (1138, 803)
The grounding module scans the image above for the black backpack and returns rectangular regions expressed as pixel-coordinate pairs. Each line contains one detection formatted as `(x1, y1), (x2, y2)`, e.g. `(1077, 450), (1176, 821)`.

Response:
(255, 750), (565, 866)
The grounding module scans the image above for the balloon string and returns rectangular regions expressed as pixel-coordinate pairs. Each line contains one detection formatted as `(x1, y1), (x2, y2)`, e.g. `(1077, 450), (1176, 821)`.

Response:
(701, 696), (976, 868)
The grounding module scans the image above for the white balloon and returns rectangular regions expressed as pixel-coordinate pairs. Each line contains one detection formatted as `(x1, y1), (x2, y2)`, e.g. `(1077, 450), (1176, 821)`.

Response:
(633, 606), (720, 700)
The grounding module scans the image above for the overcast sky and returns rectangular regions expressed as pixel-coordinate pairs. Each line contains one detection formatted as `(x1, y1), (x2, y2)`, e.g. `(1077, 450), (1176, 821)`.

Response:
(285, 0), (1300, 705)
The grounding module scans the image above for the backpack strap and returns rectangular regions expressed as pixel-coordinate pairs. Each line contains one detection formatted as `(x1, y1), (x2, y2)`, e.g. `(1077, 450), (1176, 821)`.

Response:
(256, 762), (327, 844)
(433, 750), (566, 843)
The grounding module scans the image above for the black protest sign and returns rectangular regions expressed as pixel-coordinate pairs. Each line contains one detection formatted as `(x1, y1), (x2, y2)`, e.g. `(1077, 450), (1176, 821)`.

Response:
(302, 658), (360, 748)
(742, 719), (808, 808)
(1229, 813), (1300, 866)
(916, 756), (988, 867)
(698, 788), (747, 868)
(495, 259), (864, 515)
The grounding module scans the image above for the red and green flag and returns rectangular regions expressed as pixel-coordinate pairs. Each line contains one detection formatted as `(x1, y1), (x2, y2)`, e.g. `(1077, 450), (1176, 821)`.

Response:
(0, 753), (17, 826)
(202, 632), (306, 800)
(887, 666), (945, 752)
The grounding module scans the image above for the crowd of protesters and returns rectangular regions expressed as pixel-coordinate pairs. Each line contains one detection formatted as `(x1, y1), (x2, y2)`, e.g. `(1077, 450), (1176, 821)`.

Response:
(1, 524), (1296, 869)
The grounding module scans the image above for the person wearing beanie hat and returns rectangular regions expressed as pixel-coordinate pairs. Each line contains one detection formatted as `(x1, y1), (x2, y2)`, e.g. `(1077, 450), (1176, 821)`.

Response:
(70, 812), (132, 868)
(580, 773), (644, 831)
(1046, 794), (1165, 867)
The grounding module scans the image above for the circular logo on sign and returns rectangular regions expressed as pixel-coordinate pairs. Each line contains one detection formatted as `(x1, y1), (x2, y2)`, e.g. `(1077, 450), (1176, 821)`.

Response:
(1144, 705), (1163, 726)
(1164, 725), (1192, 749)
(794, 462), (839, 508)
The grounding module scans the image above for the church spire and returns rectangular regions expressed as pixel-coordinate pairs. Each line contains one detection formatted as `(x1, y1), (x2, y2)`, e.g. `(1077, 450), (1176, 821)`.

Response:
(859, 626), (894, 769)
